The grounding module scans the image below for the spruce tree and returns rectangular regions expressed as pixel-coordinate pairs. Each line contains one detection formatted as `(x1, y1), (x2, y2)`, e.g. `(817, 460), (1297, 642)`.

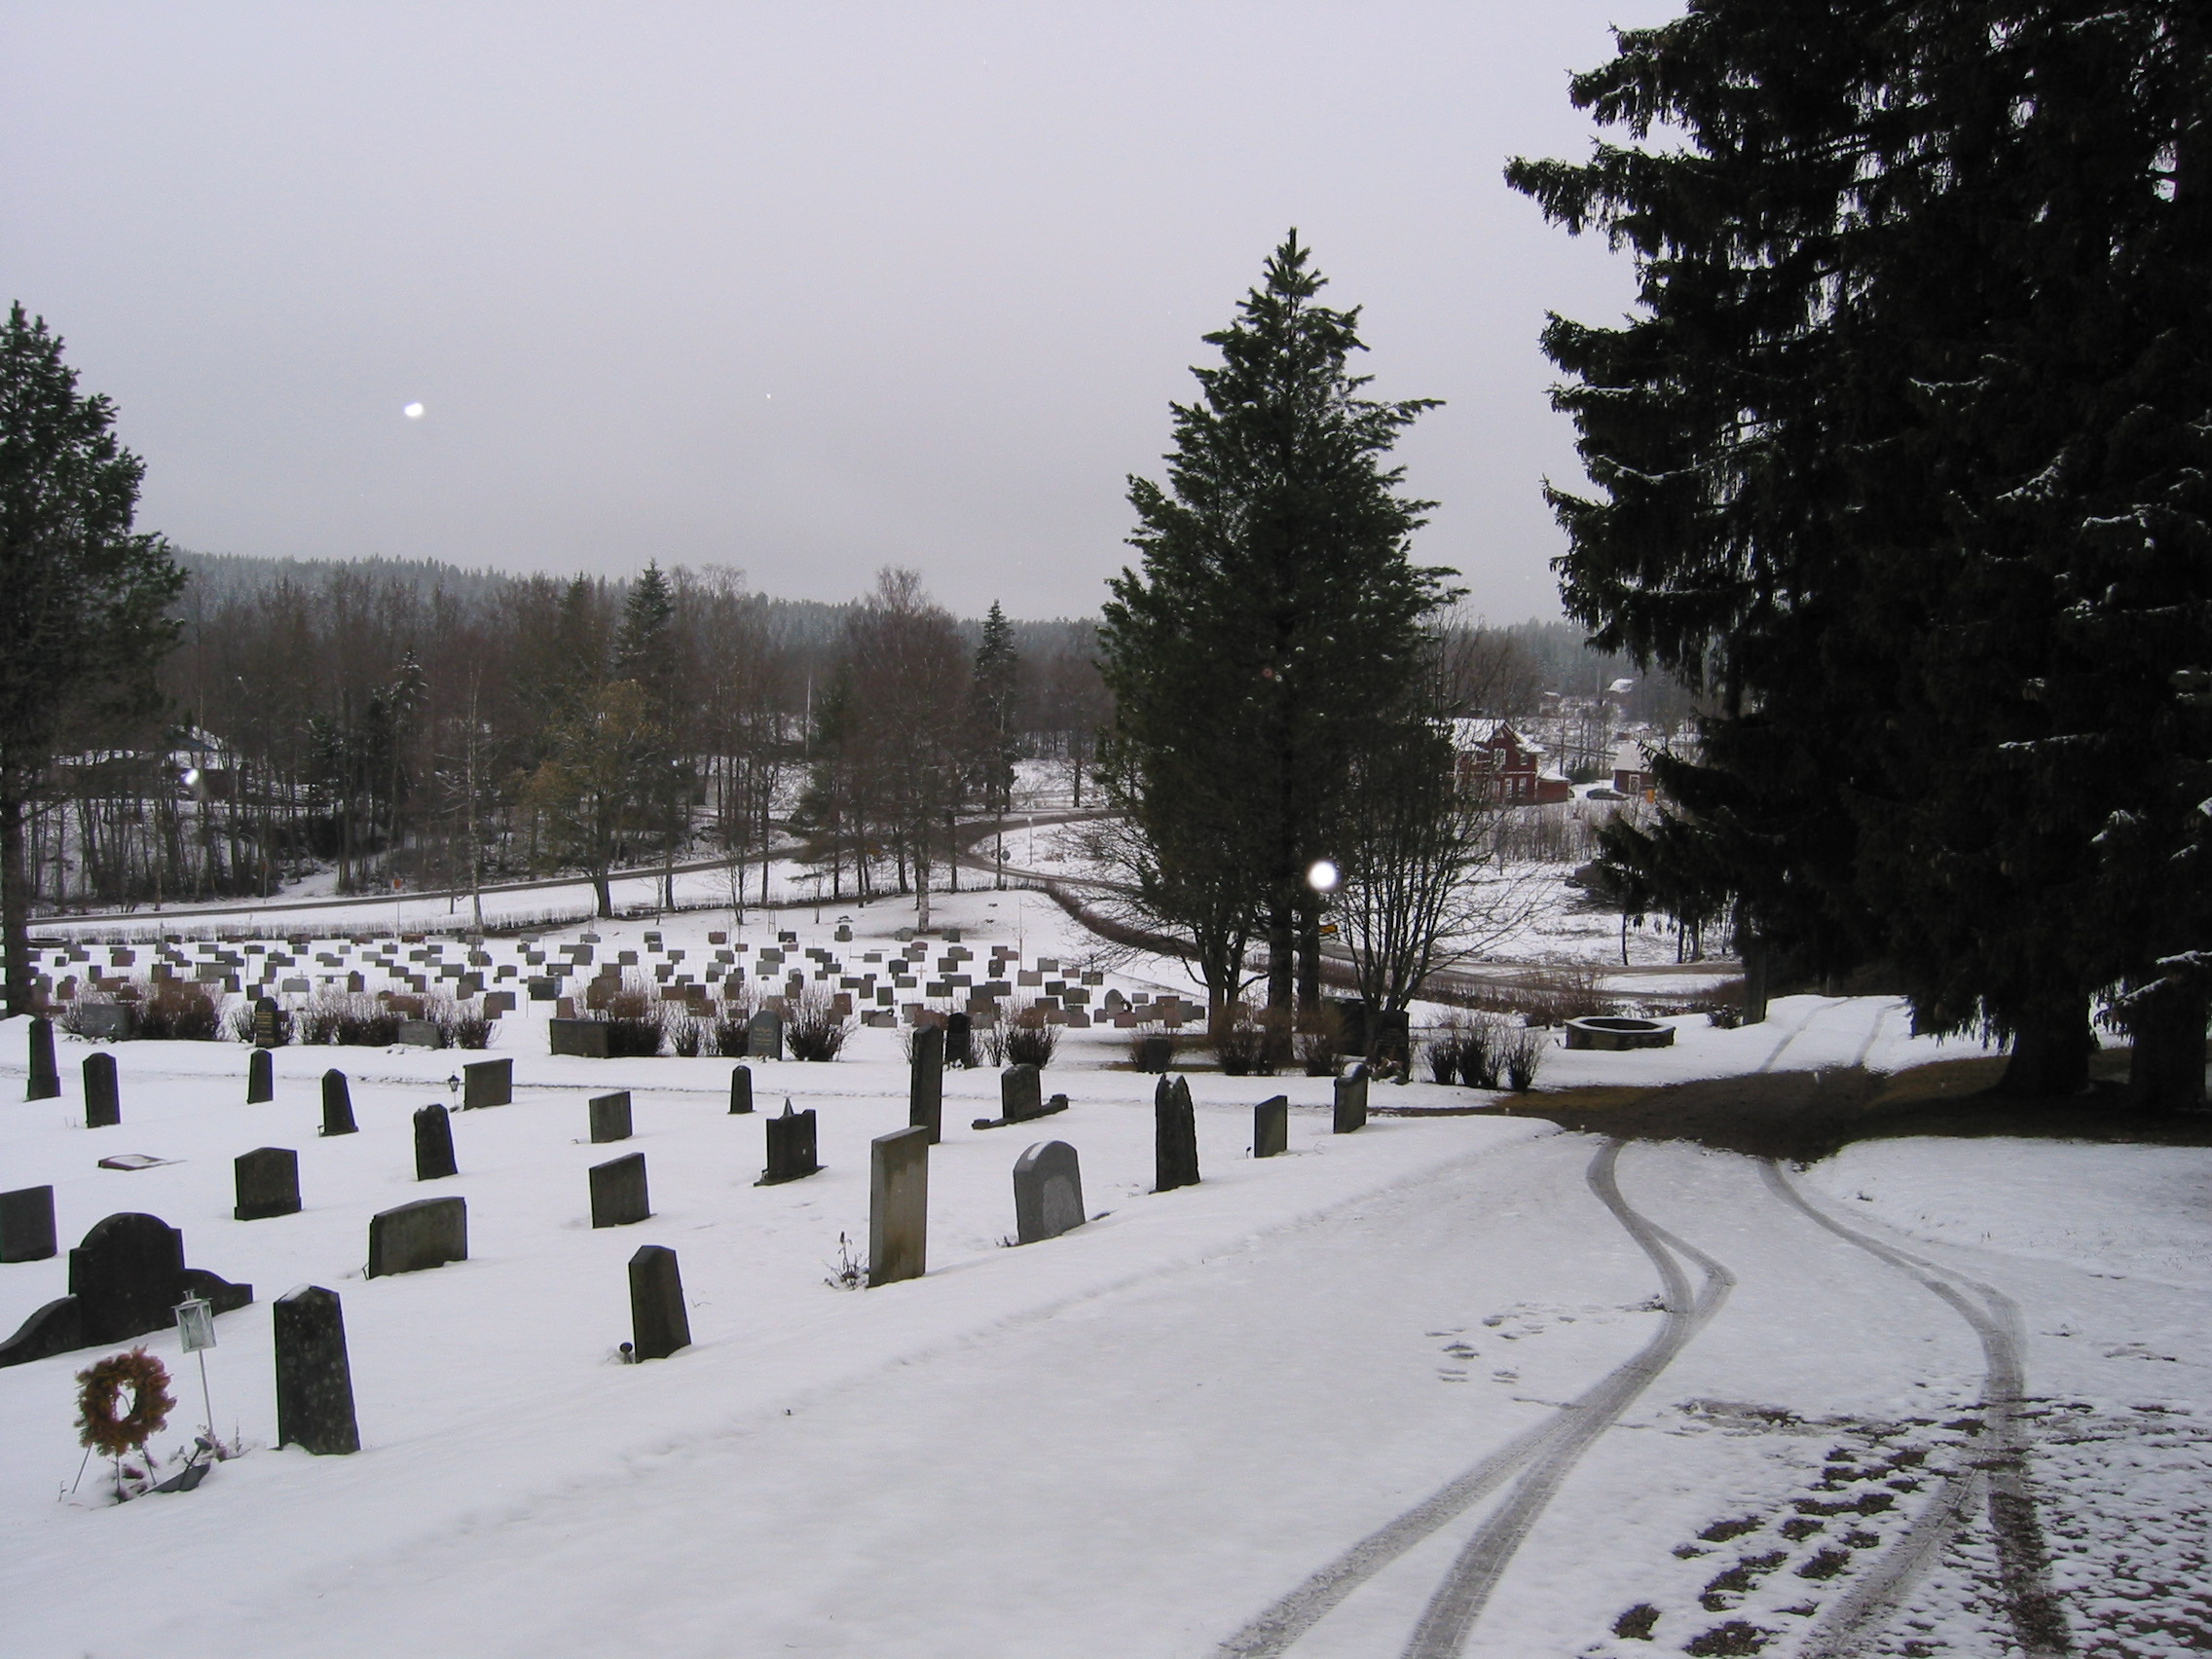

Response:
(969, 600), (1020, 817)
(1100, 233), (1456, 1014)
(1, 305), (183, 1012)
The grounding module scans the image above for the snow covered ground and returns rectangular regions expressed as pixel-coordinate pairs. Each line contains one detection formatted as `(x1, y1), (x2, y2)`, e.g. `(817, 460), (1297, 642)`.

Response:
(3, 895), (2205, 1655)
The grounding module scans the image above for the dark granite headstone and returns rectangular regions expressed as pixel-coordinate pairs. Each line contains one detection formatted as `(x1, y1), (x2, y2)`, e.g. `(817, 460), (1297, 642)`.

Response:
(728, 1064), (754, 1114)
(756, 1101), (819, 1185)
(414, 1104), (458, 1180)
(396, 1017), (445, 1049)
(1155, 1075), (1199, 1193)
(26, 1016), (60, 1101)
(547, 1017), (611, 1058)
(1136, 1033), (1173, 1074)
(588, 1090), (633, 1144)
(1013, 1140), (1085, 1243)
(908, 1024), (944, 1144)
(1001, 1063), (1044, 1123)
(67, 1212), (250, 1345)
(320, 1069), (357, 1137)
(78, 1002), (135, 1042)
(1333, 1064), (1369, 1134)
(627, 1244), (690, 1360)
(462, 1058), (511, 1109)
(246, 1047), (274, 1104)
(252, 996), (282, 1048)
(366, 1197), (467, 1276)
(82, 1051), (120, 1128)
(1373, 1011), (1411, 1070)
(589, 1152), (649, 1227)
(275, 1285), (359, 1455)
(867, 1125), (930, 1287)
(944, 1011), (974, 1068)
(0, 1185), (57, 1261)
(235, 1147), (302, 1220)
(1254, 1094), (1289, 1159)
(1333, 999), (1371, 1058)
(747, 1009), (784, 1061)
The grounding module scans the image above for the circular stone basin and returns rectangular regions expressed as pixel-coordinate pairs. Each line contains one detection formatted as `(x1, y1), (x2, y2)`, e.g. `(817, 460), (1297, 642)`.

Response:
(1563, 1015), (1677, 1052)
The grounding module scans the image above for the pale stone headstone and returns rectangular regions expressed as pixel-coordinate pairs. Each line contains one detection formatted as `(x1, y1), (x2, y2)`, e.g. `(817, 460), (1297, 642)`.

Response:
(627, 1244), (690, 1361)
(396, 1017), (445, 1049)
(589, 1152), (649, 1227)
(728, 1064), (754, 1115)
(756, 1101), (819, 1185)
(1155, 1075), (1199, 1193)
(414, 1104), (458, 1180)
(588, 1090), (633, 1144)
(1012, 1140), (1085, 1244)
(747, 1008), (784, 1061)
(1254, 1094), (1289, 1159)
(83, 1051), (120, 1128)
(320, 1069), (357, 1137)
(275, 1285), (359, 1455)
(462, 1058), (511, 1109)
(1001, 1062), (1044, 1123)
(235, 1147), (302, 1220)
(1333, 1064), (1369, 1134)
(246, 1047), (274, 1104)
(909, 1023), (943, 1143)
(0, 1185), (56, 1262)
(867, 1125), (930, 1287)
(366, 1197), (467, 1276)
(26, 1016), (60, 1101)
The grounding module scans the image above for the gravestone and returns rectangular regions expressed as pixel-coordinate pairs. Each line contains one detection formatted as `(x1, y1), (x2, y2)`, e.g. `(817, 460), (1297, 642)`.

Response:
(589, 1152), (649, 1227)
(728, 1064), (754, 1115)
(747, 1009), (784, 1061)
(78, 1002), (135, 1041)
(462, 1058), (511, 1110)
(414, 1104), (458, 1180)
(0, 1185), (56, 1261)
(908, 1023), (944, 1144)
(547, 1017), (611, 1058)
(867, 1125), (930, 1287)
(1333, 1065), (1369, 1134)
(275, 1285), (359, 1455)
(235, 1147), (302, 1220)
(396, 1018), (445, 1049)
(366, 1197), (467, 1276)
(944, 1011), (974, 1068)
(1001, 1063), (1044, 1124)
(1136, 1033), (1173, 1074)
(1155, 1075), (1199, 1193)
(627, 1244), (690, 1361)
(320, 1069), (357, 1137)
(246, 1047), (274, 1104)
(82, 1052), (120, 1128)
(1373, 1011), (1412, 1070)
(252, 996), (282, 1048)
(1254, 1095), (1289, 1159)
(69, 1212), (250, 1345)
(26, 1016), (60, 1101)
(1332, 999), (1371, 1059)
(588, 1090), (633, 1144)
(1012, 1140), (1085, 1244)
(756, 1102), (820, 1185)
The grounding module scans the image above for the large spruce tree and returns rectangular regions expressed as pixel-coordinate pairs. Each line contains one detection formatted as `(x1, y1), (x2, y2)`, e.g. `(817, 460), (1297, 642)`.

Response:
(1, 305), (182, 1013)
(1099, 233), (1456, 1014)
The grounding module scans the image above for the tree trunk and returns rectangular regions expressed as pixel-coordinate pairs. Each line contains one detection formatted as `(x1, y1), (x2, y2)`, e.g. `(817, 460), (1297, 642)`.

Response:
(1295, 897), (1321, 1012)
(2126, 982), (2208, 1112)
(1, 781), (32, 1016)
(1266, 900), (1293, 1011)
(592, 868), (613, 918)
(1993, 992), (2095, 1098)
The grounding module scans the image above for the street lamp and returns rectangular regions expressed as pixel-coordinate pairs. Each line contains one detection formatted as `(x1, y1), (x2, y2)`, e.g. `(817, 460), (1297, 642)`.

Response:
(1307, 859), (1340, 894)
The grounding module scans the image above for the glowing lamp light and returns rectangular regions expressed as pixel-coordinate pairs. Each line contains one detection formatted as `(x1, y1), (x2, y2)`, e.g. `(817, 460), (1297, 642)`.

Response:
(1307, 859), (1340, 893)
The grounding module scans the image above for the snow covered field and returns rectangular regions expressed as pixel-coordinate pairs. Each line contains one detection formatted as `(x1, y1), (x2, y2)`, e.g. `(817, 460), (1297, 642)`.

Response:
(3, 893), (2206, 1656)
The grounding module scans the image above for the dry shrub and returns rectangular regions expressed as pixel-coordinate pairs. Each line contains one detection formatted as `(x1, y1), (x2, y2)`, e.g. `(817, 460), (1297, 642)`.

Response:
(785, 983), (853, 1062)
(1212, 1004), (1267, 1075)
(1502, 1026), (1547, 1090)
(296, 992), (399, 1047)
(1296, 1003), (1344, 1077)
(132, 980), (225, 1041)
(1466, 964), (1615, 1028)
(595, 977), (667, 1059)
(1002, 999), (1059, 1068)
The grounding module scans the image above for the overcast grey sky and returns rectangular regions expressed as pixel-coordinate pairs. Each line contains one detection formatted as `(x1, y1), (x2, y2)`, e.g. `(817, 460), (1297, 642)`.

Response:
(5, 2), (1682, 620)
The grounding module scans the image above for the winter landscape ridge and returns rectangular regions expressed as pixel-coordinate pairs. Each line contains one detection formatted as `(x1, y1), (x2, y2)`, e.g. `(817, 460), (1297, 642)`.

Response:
(1, 871), (2206, 1659)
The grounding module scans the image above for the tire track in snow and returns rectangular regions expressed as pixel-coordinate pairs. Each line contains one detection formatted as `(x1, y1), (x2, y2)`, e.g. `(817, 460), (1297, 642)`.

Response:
(1213, 1140), (1734, 1659)
(1760, 1161), (2073, 1659)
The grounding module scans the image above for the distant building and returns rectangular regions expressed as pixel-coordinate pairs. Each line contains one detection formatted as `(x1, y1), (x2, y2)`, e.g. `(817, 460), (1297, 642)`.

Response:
(1451, 719), (1573, 805)
(1611, 739), (1653, 800)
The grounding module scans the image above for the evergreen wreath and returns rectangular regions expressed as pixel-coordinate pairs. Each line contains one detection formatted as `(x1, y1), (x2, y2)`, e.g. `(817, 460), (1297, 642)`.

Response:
(75, 1348), (174, 1456)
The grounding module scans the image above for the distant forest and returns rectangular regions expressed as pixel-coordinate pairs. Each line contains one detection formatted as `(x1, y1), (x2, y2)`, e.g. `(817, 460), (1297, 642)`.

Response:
(21, 550), (1688, 915)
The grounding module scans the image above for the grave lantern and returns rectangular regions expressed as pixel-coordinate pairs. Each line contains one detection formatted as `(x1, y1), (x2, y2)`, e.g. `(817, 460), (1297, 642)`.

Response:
(173, 1293), (217, 1435)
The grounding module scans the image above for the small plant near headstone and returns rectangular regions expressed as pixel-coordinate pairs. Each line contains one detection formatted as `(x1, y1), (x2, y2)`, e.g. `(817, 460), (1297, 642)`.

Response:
(426, 997), (496, 1050)
(1295, 1004), (1343, 1076)
(784, 984), (853, 1061)
(667, 1014), (705, 1057)
(1002, 1001), (1059, 1068)
(296, 992), (402, 1047)
(74, 1346), (175, 1501)
(823, 1230), (867, 1290)
(1425, 1019), (1469, 1084)
(591, 978), (667, 1058)
(1212, 1004), (1267, 1075)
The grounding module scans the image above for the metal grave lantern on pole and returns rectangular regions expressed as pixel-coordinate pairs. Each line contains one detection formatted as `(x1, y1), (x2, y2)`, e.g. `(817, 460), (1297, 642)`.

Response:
(173, 1293), (217, 1435)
